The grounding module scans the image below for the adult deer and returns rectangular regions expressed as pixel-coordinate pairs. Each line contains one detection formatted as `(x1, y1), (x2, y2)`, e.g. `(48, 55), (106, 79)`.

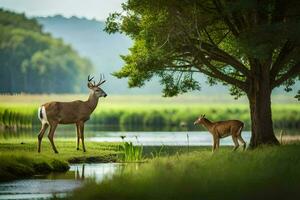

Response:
(194, 115), (246, 152)
(37, 75), (107, 153)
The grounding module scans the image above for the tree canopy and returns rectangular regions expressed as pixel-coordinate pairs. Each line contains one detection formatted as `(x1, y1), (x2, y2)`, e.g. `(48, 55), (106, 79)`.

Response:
(106, 0), (300, 147)
(106, 0), (300, 98)
(0, 9), (93, 93)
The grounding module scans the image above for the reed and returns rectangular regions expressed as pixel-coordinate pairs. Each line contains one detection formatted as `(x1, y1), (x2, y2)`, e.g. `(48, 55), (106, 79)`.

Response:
(0, 100), (299, 130)
(119, 142), (143, 162)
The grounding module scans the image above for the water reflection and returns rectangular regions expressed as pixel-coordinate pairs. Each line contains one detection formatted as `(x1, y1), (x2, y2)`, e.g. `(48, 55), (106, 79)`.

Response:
(71, 163), (119, 182)
(88, 131), (252, 146)
(0, 163), (120, 200)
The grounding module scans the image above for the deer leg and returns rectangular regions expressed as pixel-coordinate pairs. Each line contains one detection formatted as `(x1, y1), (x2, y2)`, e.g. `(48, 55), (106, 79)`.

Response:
(237, 136), (246, 151)
(38, 123), (49, 153)
(212, 135), (217, 152)
(216, 137), (220, 150)
(48, 122), (59, 153)
(232, 136), (239, 151)
(76, 123), (80, 150)
(79, 122), (86, 152)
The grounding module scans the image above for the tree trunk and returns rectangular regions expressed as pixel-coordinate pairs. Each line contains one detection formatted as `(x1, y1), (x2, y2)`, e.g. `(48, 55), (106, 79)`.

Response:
(247, 65), (279, 148)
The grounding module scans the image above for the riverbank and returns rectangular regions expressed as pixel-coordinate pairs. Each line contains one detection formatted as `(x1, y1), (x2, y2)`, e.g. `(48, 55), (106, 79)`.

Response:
(68, 143), (300, 200)
(0, 137), (215, 182)
(0, 139), (121, 182)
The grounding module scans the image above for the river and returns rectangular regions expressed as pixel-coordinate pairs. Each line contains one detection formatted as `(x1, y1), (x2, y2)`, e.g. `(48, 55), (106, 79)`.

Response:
(0, 163), (122, 200)
(0, 127), (297, 199)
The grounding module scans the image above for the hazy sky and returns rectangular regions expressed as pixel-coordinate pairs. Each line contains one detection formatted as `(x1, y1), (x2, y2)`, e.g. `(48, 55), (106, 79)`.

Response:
(0, 0), (125, 20)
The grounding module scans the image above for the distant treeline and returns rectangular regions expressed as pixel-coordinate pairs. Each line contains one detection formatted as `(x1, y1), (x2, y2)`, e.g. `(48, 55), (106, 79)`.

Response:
(0, 105), (299, 131)
(0, 9), (93, 93)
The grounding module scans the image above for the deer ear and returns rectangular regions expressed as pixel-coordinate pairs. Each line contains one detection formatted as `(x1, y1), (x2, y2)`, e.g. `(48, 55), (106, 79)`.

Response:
(203, 114), (206, 118)
(87, 82), (93, 89)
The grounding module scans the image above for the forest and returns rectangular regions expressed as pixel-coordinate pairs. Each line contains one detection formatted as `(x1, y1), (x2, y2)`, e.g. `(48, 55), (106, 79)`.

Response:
(0, 9), (93, 93)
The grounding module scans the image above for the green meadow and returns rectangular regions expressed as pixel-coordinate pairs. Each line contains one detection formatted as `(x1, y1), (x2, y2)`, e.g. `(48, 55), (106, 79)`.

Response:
(0, 95), (299, 130)
(0, 94), (299, 184)
(67, 144), (300, 200)
(0, 94), (299, 199)
(0, 137), (206, 182)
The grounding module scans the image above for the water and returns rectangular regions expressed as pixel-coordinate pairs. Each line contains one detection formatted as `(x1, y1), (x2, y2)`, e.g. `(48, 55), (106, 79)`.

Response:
(0, 163), (121, 200)
(1, 125), (296, 146)
(88, 131), (252, 146)
(0, 127), (295, 199)
(1, 126), (252, 146)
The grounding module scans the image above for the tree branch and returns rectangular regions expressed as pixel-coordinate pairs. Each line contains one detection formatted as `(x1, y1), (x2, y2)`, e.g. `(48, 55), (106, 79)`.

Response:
(158, 31), (171, 49)
(166, 64), (193, 68)
(174, 6), (249, 78)
(164, 68), (200, 73)
(217, 30), (230, 45)
(204, 28), (217, 46)
(194, 53), (247, 91)
(166, 56), (248, 91)
(213, 0), (239, 37)
(272, 62), (300, 88)
(199, 42), (250, 77)
(270, 40), (294, 79)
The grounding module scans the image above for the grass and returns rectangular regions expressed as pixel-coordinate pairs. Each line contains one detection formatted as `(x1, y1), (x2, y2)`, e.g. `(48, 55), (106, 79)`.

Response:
(67, 144), (300, 200)
(0, 95), (299, 130)
(0, 138), (209, 182)
(0, 138), (122, 181)
(119, 142), (143, 162)
(0, 152), (69, 181)
(0, 94), (298, 104)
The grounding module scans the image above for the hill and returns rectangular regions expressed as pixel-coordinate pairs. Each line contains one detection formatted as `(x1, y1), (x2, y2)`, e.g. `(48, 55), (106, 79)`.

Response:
(0, 10), (92, 94)
(36, 15), (231, 95)
(36, 15), (299, 96)
(36, 15), (163, 94)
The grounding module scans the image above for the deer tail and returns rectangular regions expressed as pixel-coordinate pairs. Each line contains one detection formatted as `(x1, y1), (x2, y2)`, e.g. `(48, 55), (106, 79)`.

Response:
(38, 106), (49, 124)
(238, 123), (244, 136)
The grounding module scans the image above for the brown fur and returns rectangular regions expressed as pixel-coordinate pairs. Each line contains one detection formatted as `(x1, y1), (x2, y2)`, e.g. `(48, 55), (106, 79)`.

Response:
(194, 115), (246, 152)
(37, 76), (107, 153)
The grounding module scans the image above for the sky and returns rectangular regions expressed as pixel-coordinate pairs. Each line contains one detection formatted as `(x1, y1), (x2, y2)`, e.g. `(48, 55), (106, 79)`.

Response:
(0, 0), (125, 21)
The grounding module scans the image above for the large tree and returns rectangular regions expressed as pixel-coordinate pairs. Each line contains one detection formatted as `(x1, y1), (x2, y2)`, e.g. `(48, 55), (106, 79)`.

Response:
(106, 0), (300, 148)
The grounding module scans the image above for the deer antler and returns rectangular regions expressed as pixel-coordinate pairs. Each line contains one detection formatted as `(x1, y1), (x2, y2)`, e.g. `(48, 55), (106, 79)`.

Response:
(88, 75), (94, 82)
(96, 74), (106, 86)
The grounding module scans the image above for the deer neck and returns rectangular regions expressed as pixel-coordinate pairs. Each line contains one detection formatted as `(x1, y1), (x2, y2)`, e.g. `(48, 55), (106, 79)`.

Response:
(86, 92), (99, 113)
(202, 118), (213, 130)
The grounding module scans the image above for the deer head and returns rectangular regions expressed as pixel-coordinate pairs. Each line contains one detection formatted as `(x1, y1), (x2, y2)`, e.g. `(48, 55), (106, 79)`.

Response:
(194, 114), (206, 125)
(87, 74), (107, 98)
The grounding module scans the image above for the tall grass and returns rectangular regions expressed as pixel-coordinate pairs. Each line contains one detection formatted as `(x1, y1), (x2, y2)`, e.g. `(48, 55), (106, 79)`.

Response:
(119, 142), (143, 162)
(0, 105), (38, 128)
(0, 103), (299, 130)
(68, 144), (300, 200)
(0, 95), (299, 130)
